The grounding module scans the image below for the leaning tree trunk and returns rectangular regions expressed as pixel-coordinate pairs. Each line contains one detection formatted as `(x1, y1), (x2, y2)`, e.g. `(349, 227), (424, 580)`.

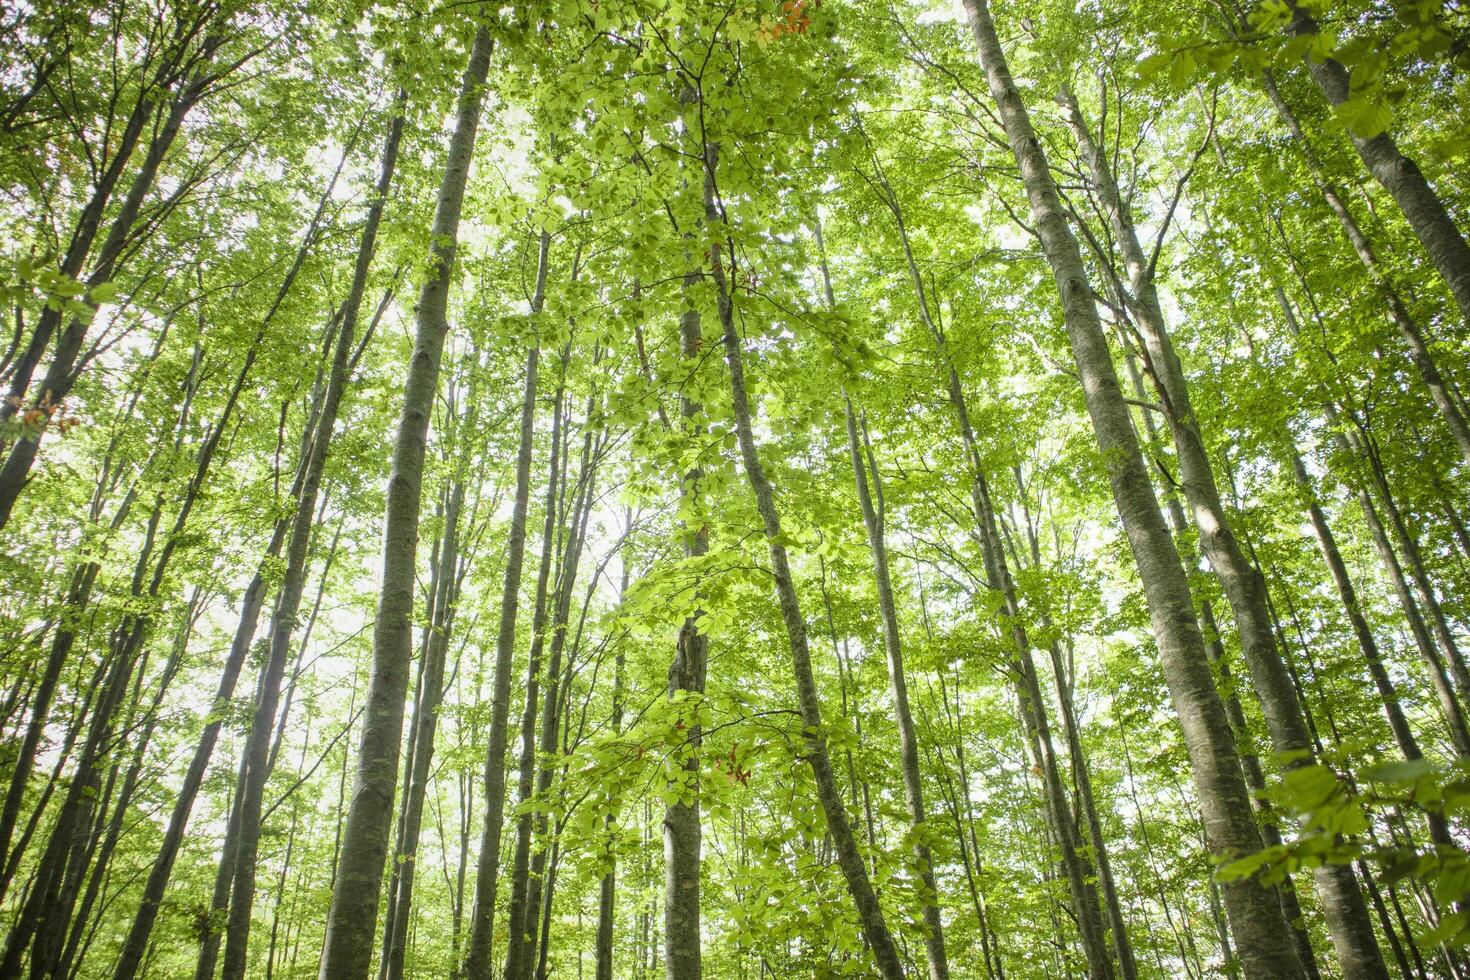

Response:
(0, 480), (143, 903)
(380, 477), (463, 980)
(115, 92), (405, 980)
(1281, 0), (1470, 330)
(858, 173), (1111, 977)
(1013, 470), (1139, 980)
(1059, 81), (1384, 980)
(317, 26), (493, 980)
(1115, 335), (1323, 978)
(4, 319), (252, 978)
(0, 18), (209, 427)
(705, 139), (907, 980)
(842, 397), (954, 980)
(0, 54), (216, 529)
(958, 3), (1302, 975)
(462, 231), (549, 980)
(1275, 287), (1470, 757)
(817, 215), (952, 979)
(1259, 73), (1470, 469)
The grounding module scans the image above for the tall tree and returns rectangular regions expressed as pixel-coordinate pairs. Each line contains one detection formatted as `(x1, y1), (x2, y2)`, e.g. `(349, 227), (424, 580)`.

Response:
(317, 24), (494, 980)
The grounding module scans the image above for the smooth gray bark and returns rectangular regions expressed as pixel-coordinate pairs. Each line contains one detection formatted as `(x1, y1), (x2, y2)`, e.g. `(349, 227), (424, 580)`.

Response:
(501, 376), (567, 980)
(706, 141), (906, 980)
(1059, 82), (1383, 980)
(317, 26), (493, 980)
(958, 4), (1302, 975)
(1283, 0), (1470, 329)
(129, 93), (404, 980)
(816, 214), (953, 980)
(1260, 73), (1470, 469)
(462, 230), (549, 980)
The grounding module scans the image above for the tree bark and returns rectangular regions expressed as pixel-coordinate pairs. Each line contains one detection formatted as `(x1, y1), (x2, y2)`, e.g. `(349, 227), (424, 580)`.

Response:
(1259, 72), (1470, 468)
(1059, 81), (1383, 980)
(1282, 0), (1470, 329)
(116, 90), (405, 980)
(0, 51), (216, 529)
(317, 26), (493, 980)
(958, 4), (1302, 975)
(502, 375), (568, 980)
(705, 140), (906, 980)
(817, 214), (951, 980)
(596, 521), (632, 980)
(1275, 287), (1470, 756)
(520, 398), (602, 978)
(462, 229), (550, 980)
(665, 251), (710, 980)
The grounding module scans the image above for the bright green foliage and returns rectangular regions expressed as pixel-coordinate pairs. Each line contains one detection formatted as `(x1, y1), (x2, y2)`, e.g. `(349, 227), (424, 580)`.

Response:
(2, 0), (1470, 978)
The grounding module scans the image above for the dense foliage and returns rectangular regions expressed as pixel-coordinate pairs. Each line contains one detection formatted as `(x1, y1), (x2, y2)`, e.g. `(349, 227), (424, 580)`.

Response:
(2, 0), (1470, 977)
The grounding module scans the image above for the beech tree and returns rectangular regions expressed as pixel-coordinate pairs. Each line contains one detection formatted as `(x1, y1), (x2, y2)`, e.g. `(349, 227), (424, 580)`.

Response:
(4, 1), (1470, 979)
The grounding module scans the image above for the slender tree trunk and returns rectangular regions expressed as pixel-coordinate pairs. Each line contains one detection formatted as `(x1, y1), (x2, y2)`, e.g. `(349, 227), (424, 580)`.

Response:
(1275, 287), (1470, 754)
(520, 407), (601, 978)
(958, 5), (1302, 976)
(1354, 425), (1470, 703)
(0, 484), (140, 903)
(704, 139), (906, 980)
(841, 397), (953, 980)
(596, 521), (632, 980)
(1281, 0), (1470, 328)
(1259, 73), (1470, 468)
(0, 15), (207, 426)
(816, 214), (950, 978)
(381, 353), (482, 979)
(318, 28), (493, 979)
(502, 377), (568, 980)
(1013, 479), (1138, 980)
(858, 170), (1115, 974)
(1288, 449), (1443, 770)
(1059, 80), (1383, 979)
(462, 230), (550, 980)
(664, 204), (711, 980)
(0, 53), (216, 529)
(1119, 341), (1322, 979)
(4, 282), (261, 978)
(116, 91), (405, 980)
(60, 590), (204, 976)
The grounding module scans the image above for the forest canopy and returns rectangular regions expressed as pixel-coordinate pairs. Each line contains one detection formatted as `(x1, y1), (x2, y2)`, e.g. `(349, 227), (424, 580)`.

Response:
(2, 0), (1470, 978)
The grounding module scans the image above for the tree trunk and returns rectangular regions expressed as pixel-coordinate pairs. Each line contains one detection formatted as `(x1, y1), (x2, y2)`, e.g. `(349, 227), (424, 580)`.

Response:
(664, 187), (711, 980)
(116, 90), (405, 980)
(462, 230), (549, 980)
(858, 171), (1112, 975)
(1259, 73), (1470, 468)
(1059, 81), (1383, 980)
(1282, 0), (1470, 329)
(502, 376), (568, 980)
(841, 398), (954, 980)
(317, 27), (492, 980)
(0, 16), (207, 426)
(958, 4), (1302, 975)
(520, 402), (602, 978)
(817, 213), (951, 979)
(705, 139), (906, 980)
(596, 520), (632, 980)
(1013, 472), (1139, 980)
(1275, 287), (1470, 756)
(0, 55), (215, 529)
(380, 477), (462, 980)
